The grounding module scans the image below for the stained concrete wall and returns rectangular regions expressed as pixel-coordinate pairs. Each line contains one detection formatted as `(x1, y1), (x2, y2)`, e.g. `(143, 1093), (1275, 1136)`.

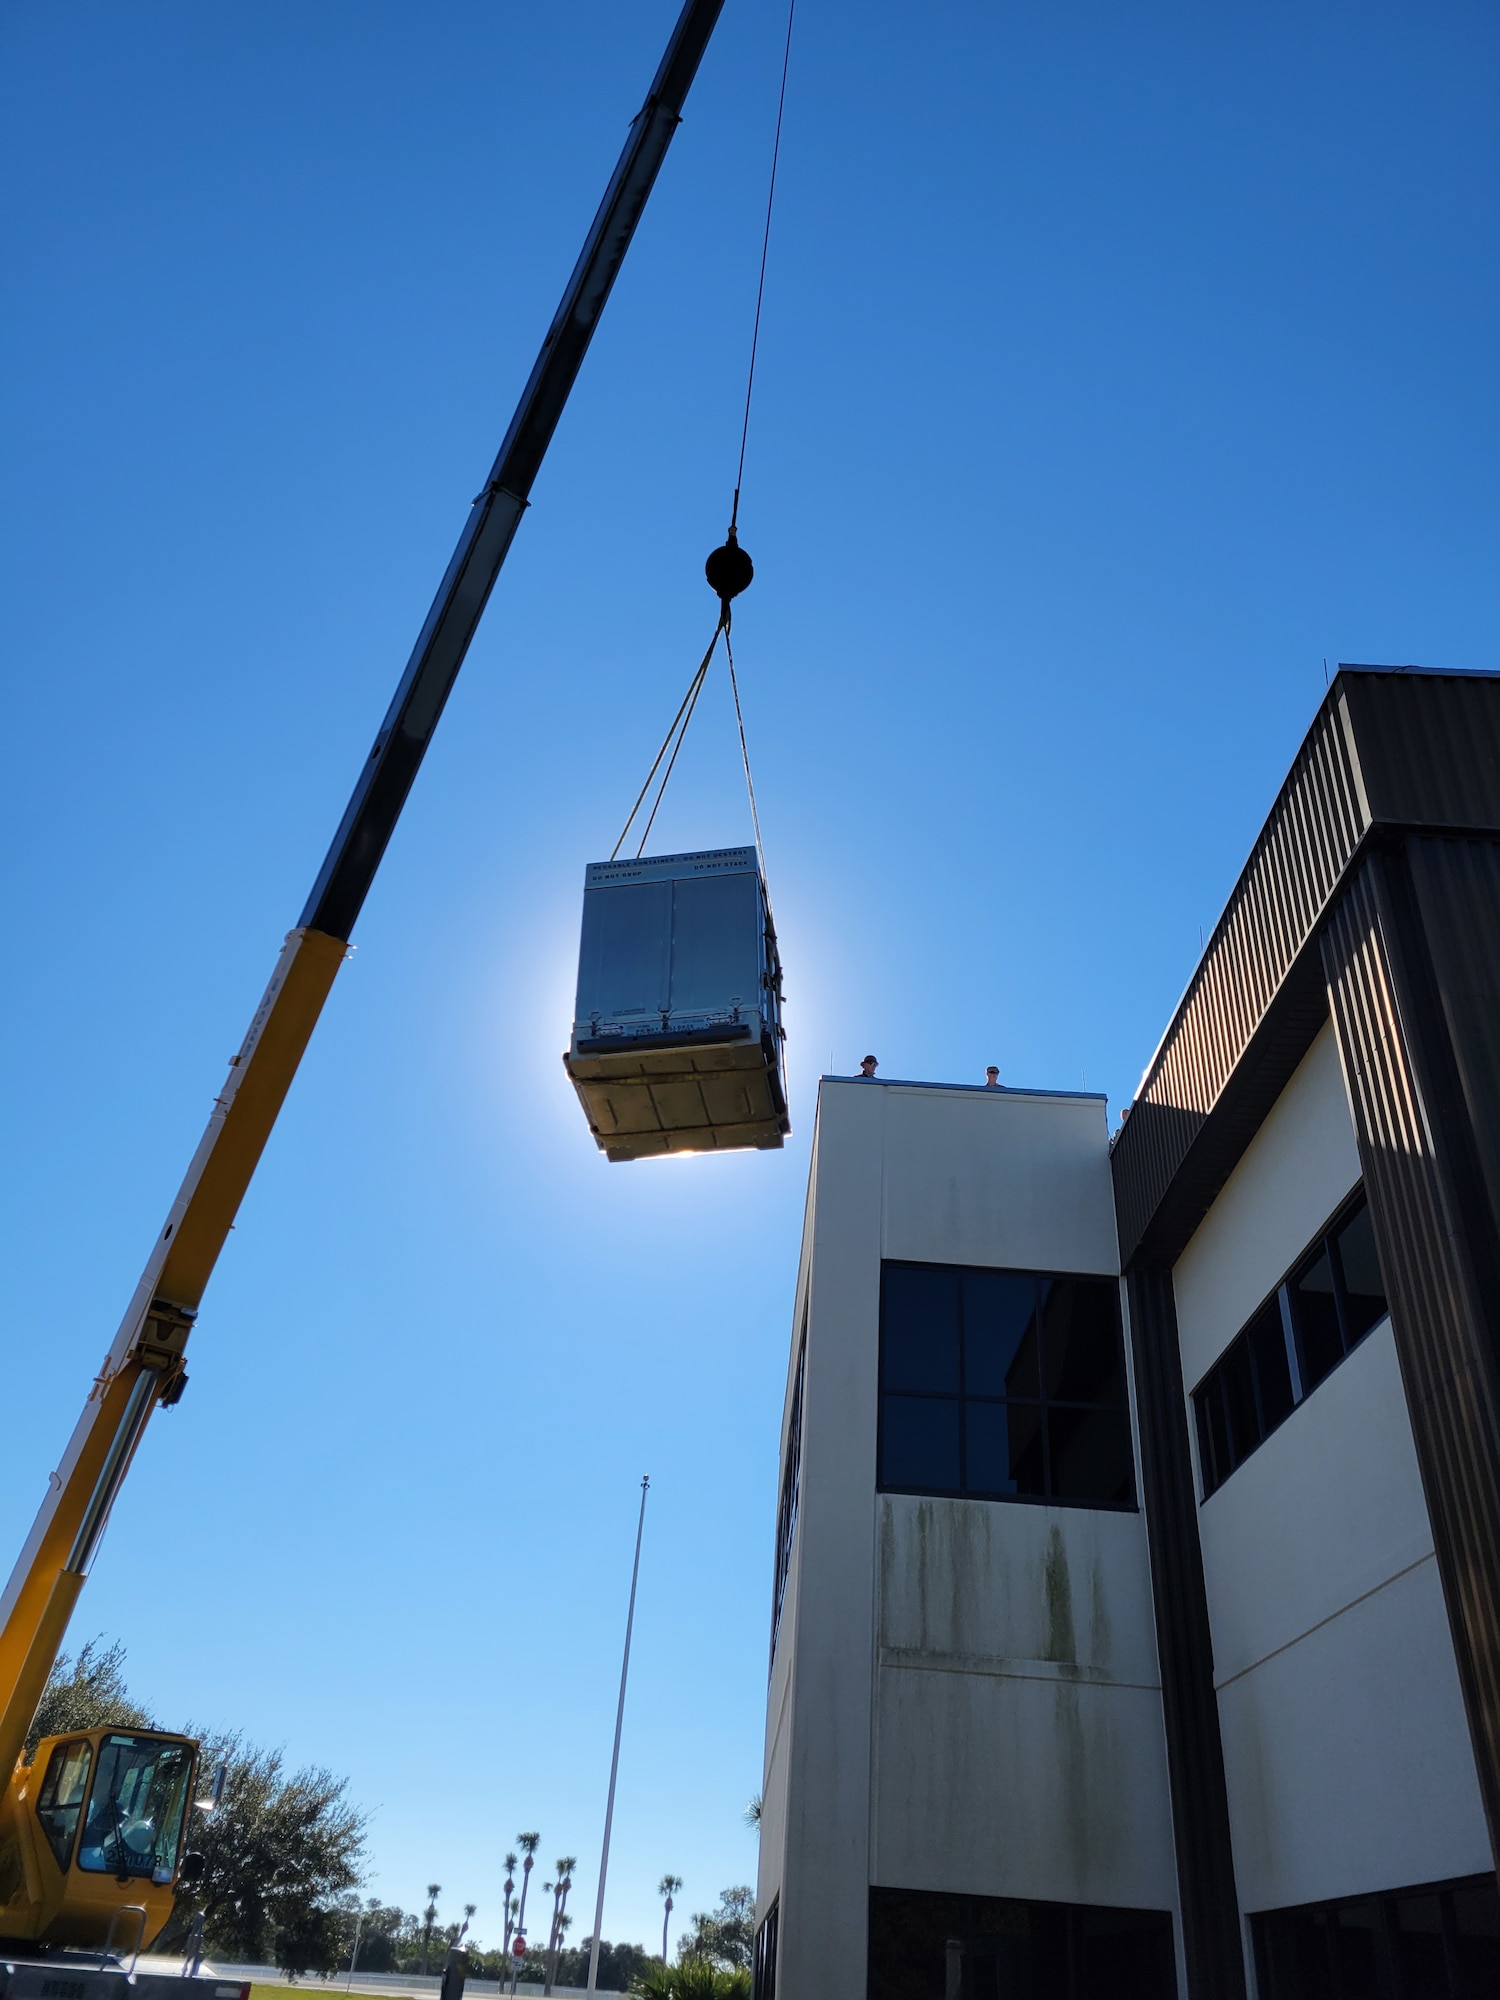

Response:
(872, 1494), (1176, 1912)
(758, 1078), (1177, 2000)
(1173, 1022), (1490, 1917)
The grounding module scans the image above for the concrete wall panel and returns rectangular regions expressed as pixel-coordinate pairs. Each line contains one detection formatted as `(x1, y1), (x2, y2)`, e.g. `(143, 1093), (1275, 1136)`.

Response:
(1217, 1554), (1490, 1909)
(880, 1087), (1117, 1276)
(871, 1493), (1175, 1910)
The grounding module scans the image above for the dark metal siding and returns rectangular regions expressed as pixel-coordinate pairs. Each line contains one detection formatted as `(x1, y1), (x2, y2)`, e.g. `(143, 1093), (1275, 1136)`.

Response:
(1345, 674), (1500, 830)
(1113, 691), (1366, 1262)
(1124, 1267), (1246, 2000)
(1322, 845), (1500, 1861)
(1114, 671), (1500, 1269)
(1106, 671), (1500, 1955)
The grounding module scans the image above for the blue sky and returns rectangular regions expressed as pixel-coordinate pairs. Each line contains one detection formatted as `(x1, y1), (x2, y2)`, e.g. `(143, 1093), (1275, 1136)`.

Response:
(3, 0), (1496, 1961)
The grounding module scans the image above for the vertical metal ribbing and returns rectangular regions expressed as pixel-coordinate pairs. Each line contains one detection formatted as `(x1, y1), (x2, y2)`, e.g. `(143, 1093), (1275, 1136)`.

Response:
(1321, 848), (1500, 1874)
(1125, 1266), (1247, 2000)
(1115, 696), (1366, 1257)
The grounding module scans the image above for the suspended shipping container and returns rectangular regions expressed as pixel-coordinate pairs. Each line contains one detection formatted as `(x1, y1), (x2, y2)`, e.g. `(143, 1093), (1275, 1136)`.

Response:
(563, 846), (789, 1162)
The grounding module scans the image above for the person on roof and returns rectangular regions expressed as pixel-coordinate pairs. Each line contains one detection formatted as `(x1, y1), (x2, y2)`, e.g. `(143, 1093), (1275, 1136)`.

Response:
(858, 1055), (878, 1078)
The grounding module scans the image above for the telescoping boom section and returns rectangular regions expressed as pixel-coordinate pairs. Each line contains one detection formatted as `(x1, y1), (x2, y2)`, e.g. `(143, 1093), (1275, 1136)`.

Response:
(0, 2), (729, 1952)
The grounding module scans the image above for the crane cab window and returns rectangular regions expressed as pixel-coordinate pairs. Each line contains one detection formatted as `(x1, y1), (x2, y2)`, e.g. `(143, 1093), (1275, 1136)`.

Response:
(36, 1739), (93, 1870)
(76, 1735), (193, 1883)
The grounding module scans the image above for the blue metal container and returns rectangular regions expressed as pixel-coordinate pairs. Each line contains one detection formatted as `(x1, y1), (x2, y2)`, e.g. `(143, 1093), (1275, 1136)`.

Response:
(563, 846), (788, 1161)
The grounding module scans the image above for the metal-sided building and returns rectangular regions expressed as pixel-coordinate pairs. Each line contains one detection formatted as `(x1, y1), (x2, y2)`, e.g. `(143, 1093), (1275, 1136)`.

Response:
(754, 668), (1500, 2000)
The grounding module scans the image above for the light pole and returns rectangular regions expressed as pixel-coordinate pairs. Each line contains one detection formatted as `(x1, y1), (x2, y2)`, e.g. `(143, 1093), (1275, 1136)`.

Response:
(586, 1476), (650, 1997)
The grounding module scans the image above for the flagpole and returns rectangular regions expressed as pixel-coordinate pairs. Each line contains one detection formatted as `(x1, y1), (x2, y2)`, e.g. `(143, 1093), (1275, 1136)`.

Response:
(587, 1475), (650, 1995)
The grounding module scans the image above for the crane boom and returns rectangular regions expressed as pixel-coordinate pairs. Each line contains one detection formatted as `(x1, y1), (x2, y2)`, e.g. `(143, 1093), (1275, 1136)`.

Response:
(0, 0), (727, 1789)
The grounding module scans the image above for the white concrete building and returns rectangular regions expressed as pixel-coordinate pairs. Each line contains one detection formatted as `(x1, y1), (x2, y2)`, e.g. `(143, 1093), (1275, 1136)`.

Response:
(753, 669), (1500, 2000)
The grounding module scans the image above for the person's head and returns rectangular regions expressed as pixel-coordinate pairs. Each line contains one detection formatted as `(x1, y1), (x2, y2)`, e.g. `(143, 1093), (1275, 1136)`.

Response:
(859, 1054), (878, 1078)
(985, 1065), (1000, 1087)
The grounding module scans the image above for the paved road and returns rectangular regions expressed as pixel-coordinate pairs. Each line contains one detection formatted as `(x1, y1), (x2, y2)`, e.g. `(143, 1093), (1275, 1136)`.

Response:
(211, 1967), (627, 2000)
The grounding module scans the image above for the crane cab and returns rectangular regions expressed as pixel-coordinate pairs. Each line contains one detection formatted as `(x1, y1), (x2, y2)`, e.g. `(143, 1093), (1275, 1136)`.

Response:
(0, 1727), (198, 1949)
(563, 846), (789, 1161)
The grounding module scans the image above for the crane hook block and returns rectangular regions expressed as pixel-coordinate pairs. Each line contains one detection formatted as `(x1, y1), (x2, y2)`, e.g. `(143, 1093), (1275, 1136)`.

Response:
(705, 530), (754, 605)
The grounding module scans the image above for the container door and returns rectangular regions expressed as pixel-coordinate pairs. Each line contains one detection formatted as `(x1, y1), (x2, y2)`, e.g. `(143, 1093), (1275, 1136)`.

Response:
(669, 872), (761, 1017)
(576, 880), (672, 1025)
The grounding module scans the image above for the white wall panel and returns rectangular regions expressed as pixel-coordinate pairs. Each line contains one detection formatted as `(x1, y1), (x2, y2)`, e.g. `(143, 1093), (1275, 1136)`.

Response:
(1174, 1023), (1360, 1391)
(871, 1493), (1175, 1910)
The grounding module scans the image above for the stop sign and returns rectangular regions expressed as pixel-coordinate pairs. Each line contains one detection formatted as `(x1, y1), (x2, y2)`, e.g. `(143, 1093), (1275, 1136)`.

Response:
(512, 1936), (526, 1957)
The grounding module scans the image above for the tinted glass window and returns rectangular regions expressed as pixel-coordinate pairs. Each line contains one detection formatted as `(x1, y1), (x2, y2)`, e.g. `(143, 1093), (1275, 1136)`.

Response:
(1220, 1336), (1258, 1468)
(1392, 1896), (1446, 1997)
(1246, 1299), (1295, 1434)
(1290, 1245), (1344, 1388)
(1334, 1202), (1387, 1342)
(770, 1332), (805, 1666)
(36, 1739), (92, 1870)
(1194, 1190), (1387, 1500)
(965, 1399), (1045, 1497)
(963, 1271), (1040, 1397)
(881, 1395), (961, 1491)
(878, 1263), (1135, 1510)
(1254, 1874), (1500, 2000)
(77, 1735), (193, 1881)
(1041, 1279), (1125, 1404)
(1048, 1406), (1135, 1505)
(882, 1266), (960, 1392)
(868, 1885), (1176, 2000)
(1196, 1378), (1229, 1496)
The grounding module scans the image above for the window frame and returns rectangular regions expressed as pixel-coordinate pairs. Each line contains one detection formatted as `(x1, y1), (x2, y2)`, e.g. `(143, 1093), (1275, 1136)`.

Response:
(35, 1737), (93, 1872)
(1193, 1185), (1389, 1501)
(876, 1259), (1137, 1513)
(752, 1897), (779, 2000)
(769, 1322), (806, 1670)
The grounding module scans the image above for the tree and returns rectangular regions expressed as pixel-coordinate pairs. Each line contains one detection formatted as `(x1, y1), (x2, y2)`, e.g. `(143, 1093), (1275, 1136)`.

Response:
(164, 1732), (367, 1961)
(509, 1832), (540, 1993)
(275, 1900), (347, 1980)
(26, 1639), (153, 1759)
(341, 1898), (407, 1973)
(501, 1852), (519, 1962)
(421, 1884), (442, 1974)
(677, 1887), (755, 1972)
(563, 1938), (653, 1991)
(30, 1639), (367, 1968)
(544, 1857), (575, 1996)
(742, 1796), (761, 1834)
(658, 1875), (683, 1963)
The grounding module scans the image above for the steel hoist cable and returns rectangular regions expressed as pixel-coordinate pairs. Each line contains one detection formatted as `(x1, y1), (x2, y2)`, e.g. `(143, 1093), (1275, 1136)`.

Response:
(610, 611), (726, 862)
(610, 0), (795, 869)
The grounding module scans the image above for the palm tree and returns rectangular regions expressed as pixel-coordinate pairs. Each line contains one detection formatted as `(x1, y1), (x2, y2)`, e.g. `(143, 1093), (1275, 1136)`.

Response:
(420, 1884), (441, 1975)
(458, 1903), (477, 1946)
(743, 1796), (762, 1834)
(509, 1834), (540, 1996)
(502, 1853), (518, 1959)
(658, 1875), (683, 1962)
(543, 1860), (576, 1997)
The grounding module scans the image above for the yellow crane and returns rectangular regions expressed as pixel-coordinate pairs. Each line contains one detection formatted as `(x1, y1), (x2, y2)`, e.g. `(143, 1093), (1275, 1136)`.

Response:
(0, 2), (727, 1975)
